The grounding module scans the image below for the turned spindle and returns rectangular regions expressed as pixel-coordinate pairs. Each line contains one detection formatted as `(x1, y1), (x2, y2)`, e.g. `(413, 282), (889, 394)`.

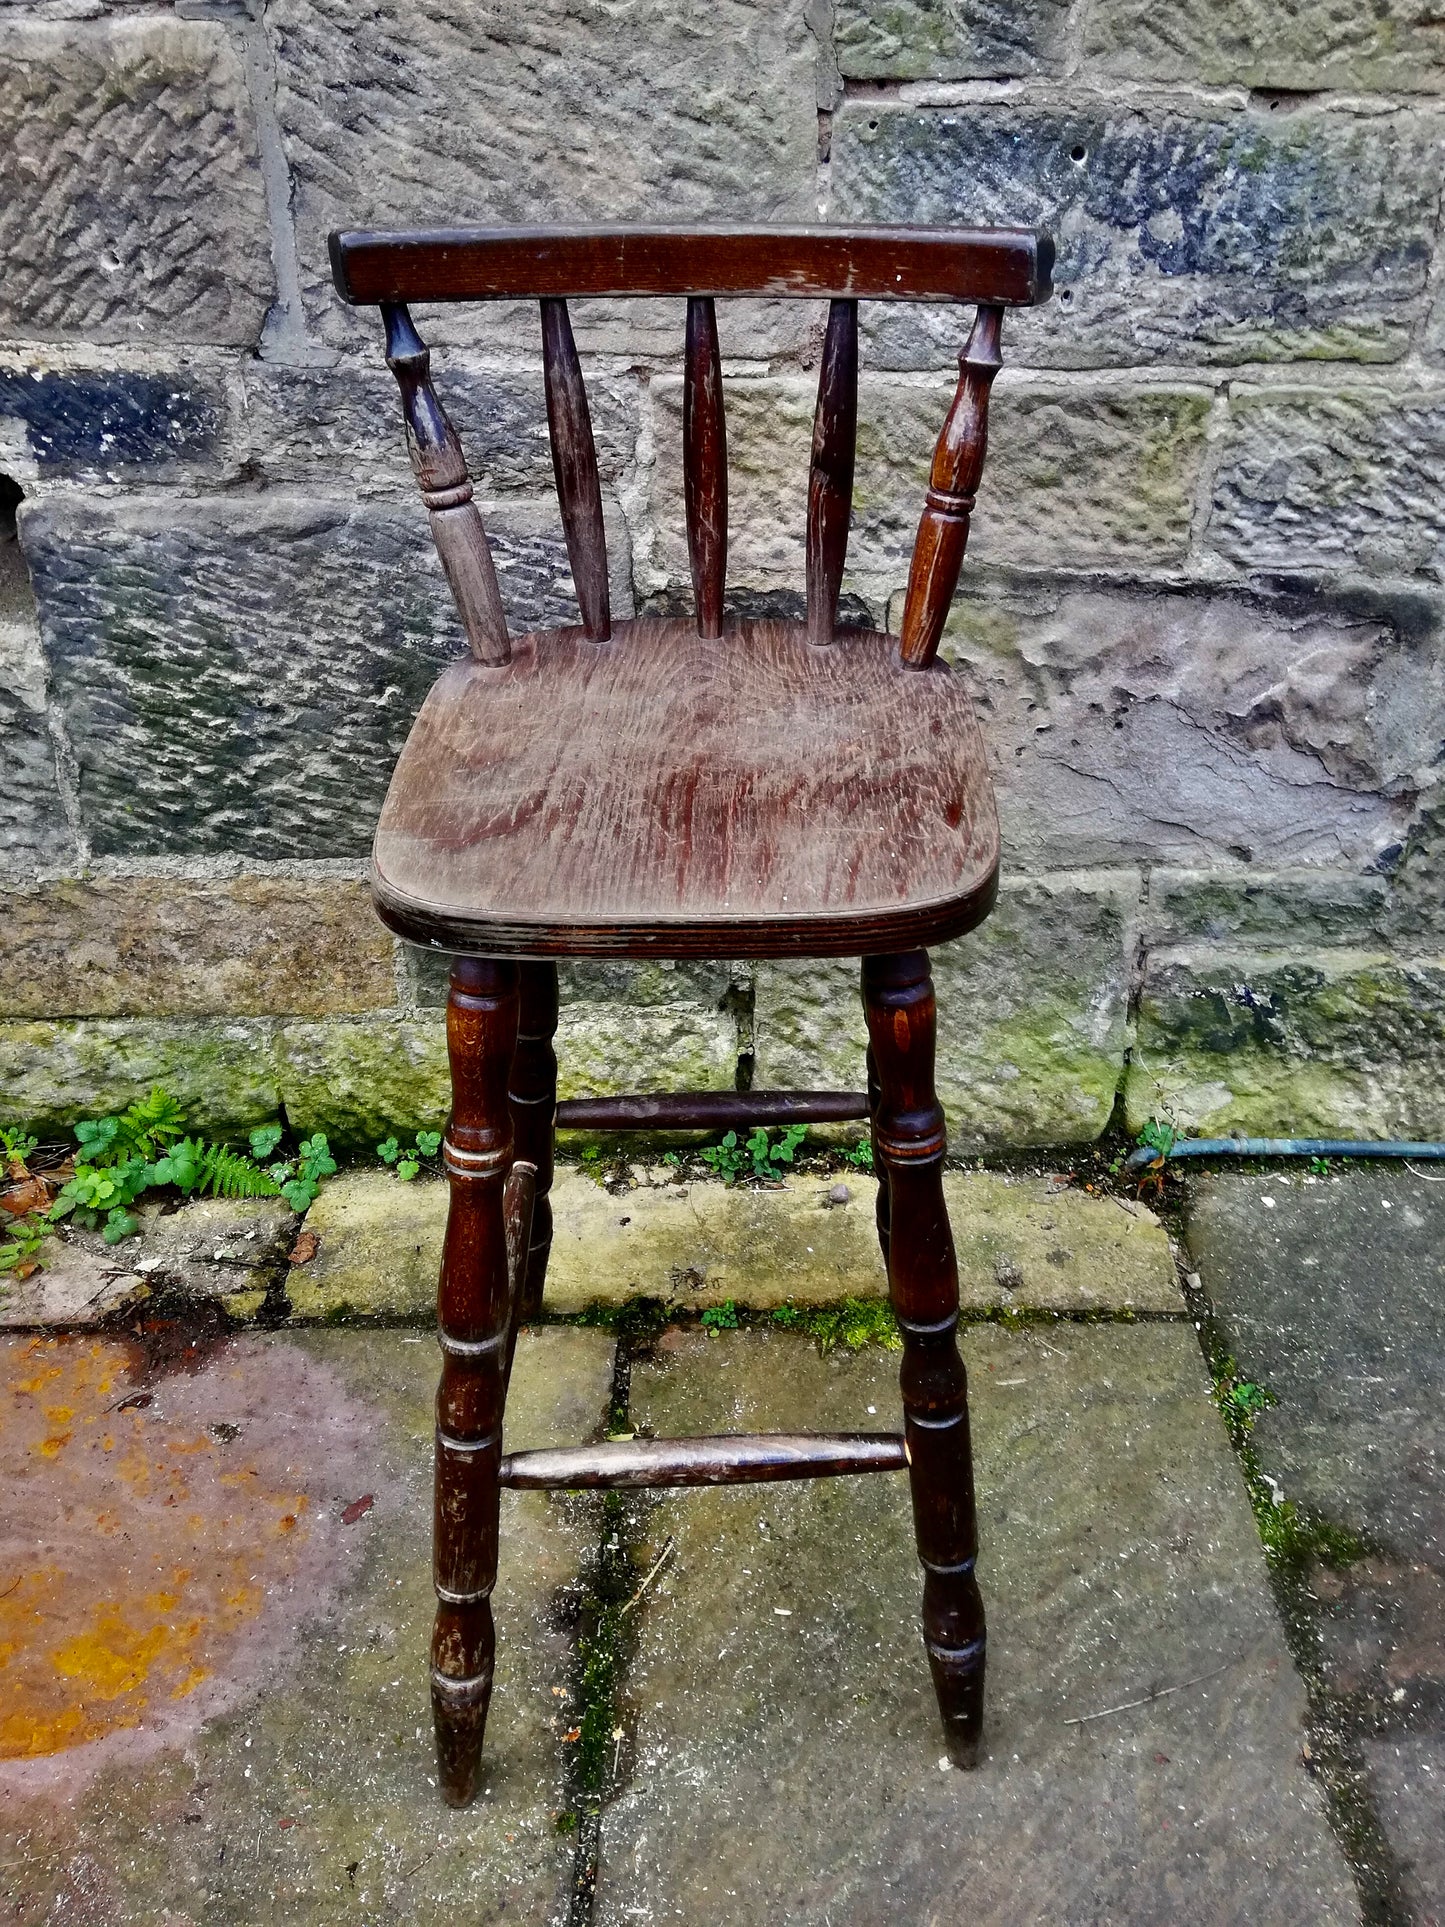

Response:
(863, 950), (986, 1767)
(432, 956), (519, 1805)
(541, 299), (611, 641)
(382, 302), (509, 666)
(806, 298), (858, 646)
(683, 294), (727, 638)
(898, 304), (1004, 670)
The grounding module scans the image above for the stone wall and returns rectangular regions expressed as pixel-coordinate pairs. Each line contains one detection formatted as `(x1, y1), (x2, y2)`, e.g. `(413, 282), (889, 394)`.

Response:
(2, 0), (1442, 1147)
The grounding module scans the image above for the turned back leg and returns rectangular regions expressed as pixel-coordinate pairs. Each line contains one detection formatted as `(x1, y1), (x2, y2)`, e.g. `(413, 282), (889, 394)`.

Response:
(433, 956), (519, 1805)
(509, 962), (559, 1329)
(862, 949), (985, 1767)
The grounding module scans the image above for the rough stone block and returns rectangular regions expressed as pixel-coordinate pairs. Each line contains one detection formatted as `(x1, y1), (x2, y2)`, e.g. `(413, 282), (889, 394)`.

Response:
(0, 19), (273, 346)
(21, 491), (631, 860)
(270, 0), (819, 350)
(599, 1325), (1356, 1923)
(1144, 867), (1393, 950)
(0, 1196), (295, 1329)
(1207, 385), (1445, 579)
(1086, 0), (1445, 93)
(235, 356), (643, 499)
(937, 573), (1436, 873)
(835, 0), (1071, 78)
(403, 947), (741, 1016)
(642, 375), (1208, 598)
(0, 876), (394, 1017)
(281, 1166), (1179, 1322)
(0, 1017), (280, 1137)
(276, 1017), (450, 1147)
(0, 362), (224, 479)
(832, 99), (1440, 369)
(1126, 946), (1445, 1138)
(753, 871), (1140, 1147)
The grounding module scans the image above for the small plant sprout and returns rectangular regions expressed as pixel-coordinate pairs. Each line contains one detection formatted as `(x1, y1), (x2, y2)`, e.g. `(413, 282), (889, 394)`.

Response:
(700, 1299), (740, 1333)
(250, 1122), (285, 1161)
(844, 1139), (874, 1172)
(376, 1130), (443, 1182)
(700, 1123), (807, 1185)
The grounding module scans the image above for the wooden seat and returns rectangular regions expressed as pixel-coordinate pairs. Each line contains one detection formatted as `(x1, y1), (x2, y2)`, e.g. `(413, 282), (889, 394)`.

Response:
(329, 220), (1052, 1810)
(373, 615), (999, 958)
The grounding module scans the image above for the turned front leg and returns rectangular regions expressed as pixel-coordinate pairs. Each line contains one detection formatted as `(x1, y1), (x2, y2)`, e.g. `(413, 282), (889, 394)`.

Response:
(862, 950), (985, 1768)
(434, 956), (520, 1806)
(865, 1042), (890, 1270)
(509, 962), (559, 1328)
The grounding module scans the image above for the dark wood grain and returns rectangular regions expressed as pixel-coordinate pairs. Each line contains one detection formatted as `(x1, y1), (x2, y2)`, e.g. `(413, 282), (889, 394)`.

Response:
(371, 617), (999, 960)
(540, 298), (610, 642)
(554, 1090), (870, 1131)
(684, 296), (727, 638)
(509, 963), (558, 1323)
(382, 303), (509, 665)
(899, 304), (1004, 670)
(863, 950), (985, 1769)
(332, 224), (1053, 308)
(432, 956), (518, 1806)
(806, 298), (858, 647)
(497, 1433), (908, 1490)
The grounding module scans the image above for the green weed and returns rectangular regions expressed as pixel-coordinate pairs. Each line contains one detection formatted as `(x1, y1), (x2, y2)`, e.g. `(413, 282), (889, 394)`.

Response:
(700, 1123), (807, 1185)
(376, 1130), (442, 1182)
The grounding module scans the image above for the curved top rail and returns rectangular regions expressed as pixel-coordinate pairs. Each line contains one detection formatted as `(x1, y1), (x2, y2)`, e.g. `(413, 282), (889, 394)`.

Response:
(329, 223), (1053, 309)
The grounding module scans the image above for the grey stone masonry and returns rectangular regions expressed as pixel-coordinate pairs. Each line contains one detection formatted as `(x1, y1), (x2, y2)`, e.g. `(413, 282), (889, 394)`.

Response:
(0, 19), (273, 346)
(4, 0), (1445, 1151)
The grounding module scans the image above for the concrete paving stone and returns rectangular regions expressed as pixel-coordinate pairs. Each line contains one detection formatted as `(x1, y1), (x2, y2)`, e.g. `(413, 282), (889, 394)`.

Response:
(0, 1323), (615, 1925)
(1361, 1736), (1445, 1921)
(283, 1167), (1181, 1321)
(1185, 1168), (1445, 1563)
(597, 1324), (1358, 1925)
(0, 1196), (296, 1329)
(1186, 1167), (1445, 1917)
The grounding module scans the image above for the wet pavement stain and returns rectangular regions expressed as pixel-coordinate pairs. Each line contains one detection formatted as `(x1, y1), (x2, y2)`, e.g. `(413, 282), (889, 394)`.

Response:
(0, 1331), (378, 1791)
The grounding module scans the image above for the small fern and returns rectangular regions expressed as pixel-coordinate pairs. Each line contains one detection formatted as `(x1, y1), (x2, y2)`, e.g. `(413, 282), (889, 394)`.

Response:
(149, 1137), (280, 1200)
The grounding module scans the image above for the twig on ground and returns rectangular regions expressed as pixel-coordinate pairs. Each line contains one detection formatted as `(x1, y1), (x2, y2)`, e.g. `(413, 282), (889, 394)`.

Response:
(1063, 1659), (1232, 1728)
(1405, 1161), (1445, 1183)
(619, 1535), (676, 1619)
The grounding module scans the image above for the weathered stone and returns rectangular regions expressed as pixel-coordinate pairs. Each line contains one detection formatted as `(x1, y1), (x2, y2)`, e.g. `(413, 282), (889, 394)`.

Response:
(0, 1325), (612, 1923)
(277, 992), (736, 1149)
(281, 1166), (1179, 1321)
(1144, 867), (1394, 951)
(21, 491), (631, 860)
(0, 20), (272, 346)
(0, 876), (394, 1017)
(277, 1018), (450, 1148)
(402, 947), (741, 1015)
(832, 99), (1440, 369)
(598, 1325), (1356, 1924)
(0, 1196), (295, 1329)
(271, 0), (818, 349)
(0, 542), (70, 867)
(1086, 0), (1445, 93)
(0, 1018), (279, 1137)
(1187, 1167), (1445, 1566)
(1185, 1165), (1445, 1893)
(642, 376), (1208, 600)
(1208, 385), (1445, 579)
(754, 872), (1139, 1147)
(1126, 947), (1445, 1138)
(1390, 788), (1445, 944)
(236, 357), (643, 499)
(935, 573), (1437, 873)
(835, 0), (1071, 78)
(284, 1170), (445, 1321)
(0, 362), (224, 478)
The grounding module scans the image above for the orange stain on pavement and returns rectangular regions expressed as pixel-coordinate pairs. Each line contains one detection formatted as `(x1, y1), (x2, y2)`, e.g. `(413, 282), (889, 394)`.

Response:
(1, 1336), (318, 1762)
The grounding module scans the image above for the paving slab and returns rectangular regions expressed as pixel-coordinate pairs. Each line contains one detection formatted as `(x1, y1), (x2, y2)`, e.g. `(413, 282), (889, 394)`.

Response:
(596, 1324), (1357, 1925)
(2, 1196), (296, 1329)
(1186, 1166), (1445, 1919)
(0, 1323), (615, 1925)
(285, 1168), (1181, 1321)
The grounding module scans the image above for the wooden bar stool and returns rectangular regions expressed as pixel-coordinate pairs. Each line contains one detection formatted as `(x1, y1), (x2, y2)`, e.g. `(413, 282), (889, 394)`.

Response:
(329, 222), (1054, 1805)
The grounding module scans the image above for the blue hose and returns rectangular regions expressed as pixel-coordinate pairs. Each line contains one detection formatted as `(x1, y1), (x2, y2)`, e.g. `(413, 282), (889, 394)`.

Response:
(1123, 1137), (1445, 1174)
